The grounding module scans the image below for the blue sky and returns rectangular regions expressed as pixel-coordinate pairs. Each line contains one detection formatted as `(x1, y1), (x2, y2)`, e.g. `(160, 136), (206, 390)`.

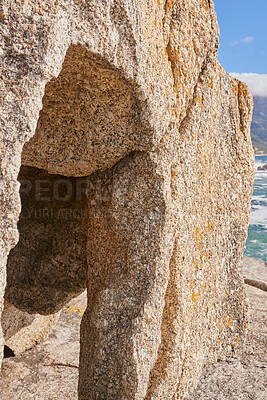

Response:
(214, 0), (267, 96)
(214, 0), (267, 73)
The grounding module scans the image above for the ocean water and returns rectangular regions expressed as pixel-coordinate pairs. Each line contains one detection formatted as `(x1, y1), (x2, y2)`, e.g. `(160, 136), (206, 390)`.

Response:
(244, 155), (267, 262)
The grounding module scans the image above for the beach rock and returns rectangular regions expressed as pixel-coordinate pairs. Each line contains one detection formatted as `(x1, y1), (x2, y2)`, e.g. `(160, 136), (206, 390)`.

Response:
(0, 292), (86, 400)
(186, 283), (267, 400)
(243, 256), (267, 292)
(2, 300), (60, 356)
(257, 163), (267, 171)
(0, 264), (265, 400)
(0, 1), (254, 399)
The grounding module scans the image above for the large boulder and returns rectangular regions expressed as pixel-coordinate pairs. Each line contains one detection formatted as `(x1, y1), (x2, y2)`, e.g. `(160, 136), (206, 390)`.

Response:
(0, 1), (254, 399)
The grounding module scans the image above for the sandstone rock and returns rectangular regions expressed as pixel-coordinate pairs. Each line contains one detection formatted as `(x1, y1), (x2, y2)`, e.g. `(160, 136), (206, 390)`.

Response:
(0, 1), (254, 399)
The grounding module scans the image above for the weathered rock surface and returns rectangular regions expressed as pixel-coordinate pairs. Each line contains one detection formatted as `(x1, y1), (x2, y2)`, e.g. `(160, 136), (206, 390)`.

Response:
(0, 259), (266, 400)
(243, 256), (267, 283)
(2, 300), (60, 356)
(0, 292), (85, 400)
(0, 1), (254, 399)
(243, 256), (267, 292)
(186, 285), (267, 400)
(184, 256), (267, 399)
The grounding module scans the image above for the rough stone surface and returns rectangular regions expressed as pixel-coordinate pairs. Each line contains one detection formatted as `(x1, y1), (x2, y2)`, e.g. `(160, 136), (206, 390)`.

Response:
(0, 1), (255, 399)
(186, 284), (267, 400)
(2, 300), (60, 356)
(0, 263), (266, 400)
(21, 45), (153, 177)
(0, 292), (86, 399)
(243, 256), (267, 292)
(2, 301), (35, 341)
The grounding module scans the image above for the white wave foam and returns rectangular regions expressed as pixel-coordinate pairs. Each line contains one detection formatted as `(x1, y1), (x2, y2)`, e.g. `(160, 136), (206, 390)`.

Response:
(254, 175), (267, 181)
(251, 196), (267, 209)
(250, 204), (267, 226)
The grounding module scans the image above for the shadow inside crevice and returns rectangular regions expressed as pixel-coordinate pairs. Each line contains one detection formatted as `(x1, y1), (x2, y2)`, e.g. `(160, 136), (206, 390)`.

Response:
(4, 345), (15, 359)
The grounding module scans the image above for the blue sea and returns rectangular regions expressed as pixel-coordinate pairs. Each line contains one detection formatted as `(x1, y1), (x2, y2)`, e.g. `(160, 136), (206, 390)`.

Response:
(244, 155), (267, 262)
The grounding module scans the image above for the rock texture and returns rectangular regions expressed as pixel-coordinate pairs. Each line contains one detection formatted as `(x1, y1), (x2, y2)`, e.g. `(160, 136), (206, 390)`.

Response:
(186, 286), (267, 399)
(2, 300), (60, 356)
(0, 292), (85, 400)
(0, 1), (254, 399)
(243, 256), (267, 292)
(0, 258), (266, 400)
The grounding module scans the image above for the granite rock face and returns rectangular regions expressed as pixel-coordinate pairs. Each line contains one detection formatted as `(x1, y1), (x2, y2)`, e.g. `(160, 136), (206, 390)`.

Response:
(186, 283), (267, 400)
(0, 1), (254, 399)
(1, 267), (265, 400)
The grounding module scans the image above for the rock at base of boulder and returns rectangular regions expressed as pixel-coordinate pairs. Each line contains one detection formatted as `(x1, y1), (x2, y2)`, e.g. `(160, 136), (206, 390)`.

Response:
(2, 301), (60, 356)
(185, 284), (267, 400)
(0, 271), (266, 400)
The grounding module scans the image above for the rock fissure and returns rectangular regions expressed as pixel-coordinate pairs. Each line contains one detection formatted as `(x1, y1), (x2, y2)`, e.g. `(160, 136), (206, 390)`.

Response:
(244, 279), (267, 293)
(44, 362), (79, 369)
